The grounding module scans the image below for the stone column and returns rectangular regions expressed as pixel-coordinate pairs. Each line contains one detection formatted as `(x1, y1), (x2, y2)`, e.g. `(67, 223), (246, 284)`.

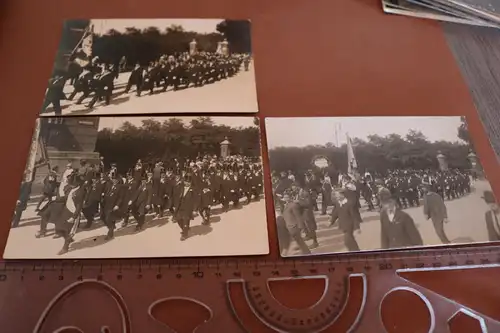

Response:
(436, 151), (448, 171)
(220, 137), (230, 158)
(189, 39), (197, 55)
(221, 39), (229, 56)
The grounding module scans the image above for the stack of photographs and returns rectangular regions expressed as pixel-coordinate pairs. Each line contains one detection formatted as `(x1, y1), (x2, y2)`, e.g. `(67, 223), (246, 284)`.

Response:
(5, 19), (269, 259)
(265, 116), (499, 257)
(382, 0), (500, 28)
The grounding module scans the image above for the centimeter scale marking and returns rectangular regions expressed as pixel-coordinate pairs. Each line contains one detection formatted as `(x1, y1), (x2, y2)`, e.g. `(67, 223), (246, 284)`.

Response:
(1, 245), (498, 278)
(0, 246), (499, 333)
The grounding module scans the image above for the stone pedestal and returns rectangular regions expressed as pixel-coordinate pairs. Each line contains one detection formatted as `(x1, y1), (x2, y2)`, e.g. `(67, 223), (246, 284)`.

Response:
(436, 151), (448, 171)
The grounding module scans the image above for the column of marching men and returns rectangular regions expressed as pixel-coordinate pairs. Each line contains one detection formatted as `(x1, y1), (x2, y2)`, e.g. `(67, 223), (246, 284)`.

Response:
(273, 168), (473, 255)
(29, 155), (263, 255)
(43, 51), (252, 115)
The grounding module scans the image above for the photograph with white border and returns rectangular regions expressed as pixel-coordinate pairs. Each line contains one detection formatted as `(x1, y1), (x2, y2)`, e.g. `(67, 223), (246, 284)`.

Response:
(266, 116), (498, 257)
(40, 19), (257, 116)
(5, 116), (268, 258)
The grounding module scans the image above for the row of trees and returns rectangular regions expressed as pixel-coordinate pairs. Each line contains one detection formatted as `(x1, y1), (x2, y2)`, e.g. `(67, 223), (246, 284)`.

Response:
(269, 126), (473, 175)
(95, 117), (260, 173)
(92, 20), (251, 67)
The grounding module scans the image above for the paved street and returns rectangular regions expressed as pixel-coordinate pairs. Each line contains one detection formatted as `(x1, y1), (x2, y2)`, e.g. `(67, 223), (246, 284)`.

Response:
(4, 197), (268, 259)
(286, 180), (494, 256)
(41, 67), (258, 116)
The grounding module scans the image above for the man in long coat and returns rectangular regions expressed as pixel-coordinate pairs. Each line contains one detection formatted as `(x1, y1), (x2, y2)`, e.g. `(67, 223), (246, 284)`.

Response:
(128, 173), (153, 232)
(173, 174), (197, 241)
(330, 188), (361, 251)
(281, 192), (311, 255)
(422, 182), (450, 244)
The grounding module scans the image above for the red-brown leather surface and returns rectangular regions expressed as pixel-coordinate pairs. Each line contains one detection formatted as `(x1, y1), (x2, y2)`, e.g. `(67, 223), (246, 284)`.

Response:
(0, 0), (498, 332)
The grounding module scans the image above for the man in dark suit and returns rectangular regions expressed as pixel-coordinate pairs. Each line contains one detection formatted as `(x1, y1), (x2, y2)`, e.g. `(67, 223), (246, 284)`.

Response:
(483, 190), (500, 241)
(35, 166), (59, 211)
(82, 176), (104, 229)
(173, 174), (197, 241)
(120, 174), (139, 227)
(282, 192), (311, 255)
(124, 64), (144, 96)
(12, 179), (32, 228)
(330, 188), (361, 251)
(380, 197), (423, 249)
(42, 75), (66, 115)
(422, 183), (450, 244)
(86, 66), (115, 108)
(101, 176), (124, 240)
(128, 173), (153, 232)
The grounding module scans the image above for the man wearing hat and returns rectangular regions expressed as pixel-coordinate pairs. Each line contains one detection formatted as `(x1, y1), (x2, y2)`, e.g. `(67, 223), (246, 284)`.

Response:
(101, 175), (125, 240)
(281, 190), (311, 255)
(422, 182), (450, 244)
(330, 188), (361, 251)
(173, 174), (197, 241)
(380, 196), (423, 249)
(82, 175), (104, 229)
(131, 171), (154, 231)
(35, 166), (59, 212)
(483, 190), (500, 241)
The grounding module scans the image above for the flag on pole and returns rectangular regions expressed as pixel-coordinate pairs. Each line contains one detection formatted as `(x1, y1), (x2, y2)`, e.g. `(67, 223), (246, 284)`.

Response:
(72, 25), (94, 68)
(346, 134), (358, 175)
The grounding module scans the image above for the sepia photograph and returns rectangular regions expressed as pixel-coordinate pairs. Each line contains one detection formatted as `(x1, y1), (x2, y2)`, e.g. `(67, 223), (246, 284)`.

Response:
(5, 116), (268, 259)
(265, 116), (498, 257)
(40, 19), (257, 116)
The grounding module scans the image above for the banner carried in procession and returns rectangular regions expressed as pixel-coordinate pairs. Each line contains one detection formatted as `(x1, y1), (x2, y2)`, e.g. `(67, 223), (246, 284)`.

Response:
(346, 133), (358, 175)
(72, 25), (94, 68)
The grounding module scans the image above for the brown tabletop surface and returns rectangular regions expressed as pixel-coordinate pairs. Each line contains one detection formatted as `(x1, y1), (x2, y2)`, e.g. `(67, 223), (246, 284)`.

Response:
(1, 0), (500, 332)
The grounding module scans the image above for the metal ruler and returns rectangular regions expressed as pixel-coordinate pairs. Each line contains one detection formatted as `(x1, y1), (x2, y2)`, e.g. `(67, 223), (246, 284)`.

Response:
(1, 246), (500, 333)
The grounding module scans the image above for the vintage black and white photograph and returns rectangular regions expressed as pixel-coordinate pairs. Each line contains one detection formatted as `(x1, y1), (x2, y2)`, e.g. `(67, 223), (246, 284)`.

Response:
(5, 116), (268, 259)
(40, 19), (257, 116)
(266, 116), (498, 256)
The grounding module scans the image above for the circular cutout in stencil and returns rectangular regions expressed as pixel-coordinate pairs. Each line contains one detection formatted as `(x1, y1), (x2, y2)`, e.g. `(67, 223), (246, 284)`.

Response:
(380, 287), (434, 333)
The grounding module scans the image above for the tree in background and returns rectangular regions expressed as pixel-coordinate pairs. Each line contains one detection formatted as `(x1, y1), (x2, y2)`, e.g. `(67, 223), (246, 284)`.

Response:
(216, 20), (252, 54)
(90, 20), (251, 67)
(95, 117), (260, 174)
(268, 129), (472, 176)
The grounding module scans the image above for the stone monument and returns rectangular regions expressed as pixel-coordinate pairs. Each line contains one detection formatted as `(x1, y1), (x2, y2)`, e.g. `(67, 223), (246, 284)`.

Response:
(467, 150), (484, 178)
(189, 39), (197, 56)
(436, 151), (448, 171)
